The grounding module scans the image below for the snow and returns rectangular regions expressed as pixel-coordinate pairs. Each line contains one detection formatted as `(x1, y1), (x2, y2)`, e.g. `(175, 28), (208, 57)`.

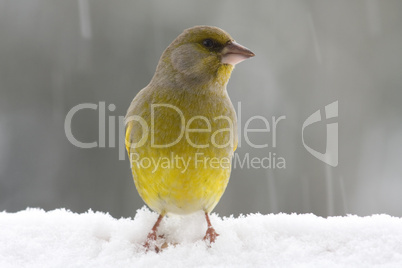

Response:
(1, 208), (402, 267)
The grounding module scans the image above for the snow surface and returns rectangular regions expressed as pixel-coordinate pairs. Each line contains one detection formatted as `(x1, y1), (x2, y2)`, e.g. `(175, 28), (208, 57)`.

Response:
(1, 208), (402, 267)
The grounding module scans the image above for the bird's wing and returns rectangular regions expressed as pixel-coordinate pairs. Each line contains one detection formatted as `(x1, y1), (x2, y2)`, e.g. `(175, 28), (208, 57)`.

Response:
(125, 120), (134, 155)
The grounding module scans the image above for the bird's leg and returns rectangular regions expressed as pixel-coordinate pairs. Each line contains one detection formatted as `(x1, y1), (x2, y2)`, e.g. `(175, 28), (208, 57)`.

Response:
(203, 212), (219, 244)
(144, 214), (164, 252)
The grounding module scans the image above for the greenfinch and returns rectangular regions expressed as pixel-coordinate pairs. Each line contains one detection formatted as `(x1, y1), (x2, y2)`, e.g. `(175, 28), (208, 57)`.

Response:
(125, 25), (254, 249)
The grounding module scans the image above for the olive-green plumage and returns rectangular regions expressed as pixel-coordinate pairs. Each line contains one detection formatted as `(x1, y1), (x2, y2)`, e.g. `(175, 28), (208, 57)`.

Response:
(125, 25), (254, 245)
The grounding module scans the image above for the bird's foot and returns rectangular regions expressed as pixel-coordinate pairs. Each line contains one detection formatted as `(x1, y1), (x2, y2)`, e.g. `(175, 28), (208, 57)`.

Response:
(203, 226), (219, 244)
(143, 214), (165, 252)
(143, 231), (160, 252)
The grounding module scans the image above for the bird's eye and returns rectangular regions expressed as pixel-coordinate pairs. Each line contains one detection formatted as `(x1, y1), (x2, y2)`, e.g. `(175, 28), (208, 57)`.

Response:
(202, 39), (214, 48)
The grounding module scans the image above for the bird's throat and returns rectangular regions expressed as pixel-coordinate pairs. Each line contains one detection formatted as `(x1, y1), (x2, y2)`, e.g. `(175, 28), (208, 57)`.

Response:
(214, 64), (234, 88)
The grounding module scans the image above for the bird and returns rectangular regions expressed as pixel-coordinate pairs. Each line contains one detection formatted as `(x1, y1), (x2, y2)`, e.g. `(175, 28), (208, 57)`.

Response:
(125, 25), (254, 250)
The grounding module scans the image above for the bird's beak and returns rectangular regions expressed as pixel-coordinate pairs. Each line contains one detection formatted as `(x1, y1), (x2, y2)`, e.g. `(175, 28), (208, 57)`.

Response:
(221, 41), (255, 66)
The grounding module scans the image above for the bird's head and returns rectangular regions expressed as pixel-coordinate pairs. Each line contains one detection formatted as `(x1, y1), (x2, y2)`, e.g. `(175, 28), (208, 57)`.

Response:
(151, 26), (255, 90)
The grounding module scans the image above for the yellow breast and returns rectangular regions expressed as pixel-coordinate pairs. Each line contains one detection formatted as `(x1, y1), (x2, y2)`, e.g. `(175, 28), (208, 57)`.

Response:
(125, 84), (237, 215)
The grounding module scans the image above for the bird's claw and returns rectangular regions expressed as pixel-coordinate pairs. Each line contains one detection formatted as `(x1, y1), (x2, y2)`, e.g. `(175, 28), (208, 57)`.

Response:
(203, 226), (219, 244)
(143, 231), (160, 252)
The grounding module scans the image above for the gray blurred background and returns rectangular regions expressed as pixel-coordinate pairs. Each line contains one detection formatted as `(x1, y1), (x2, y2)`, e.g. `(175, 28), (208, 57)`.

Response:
(1, 0), (401, 218)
